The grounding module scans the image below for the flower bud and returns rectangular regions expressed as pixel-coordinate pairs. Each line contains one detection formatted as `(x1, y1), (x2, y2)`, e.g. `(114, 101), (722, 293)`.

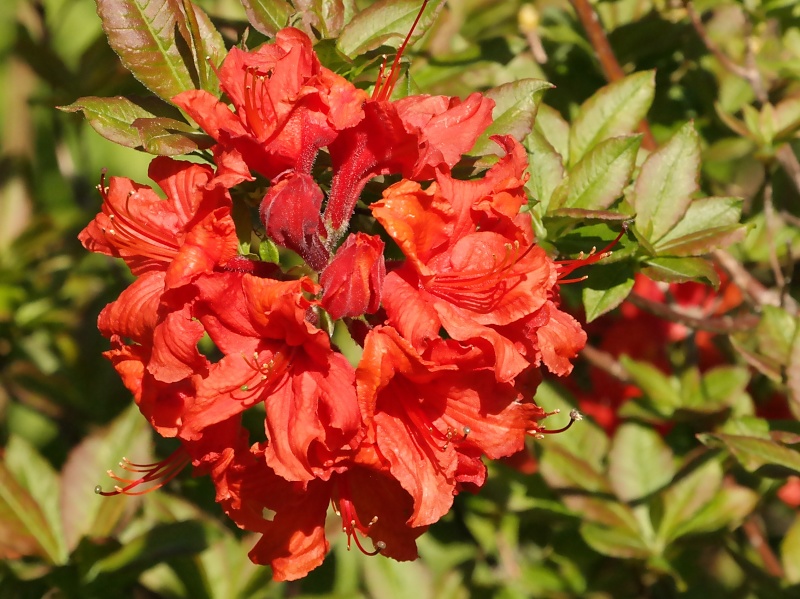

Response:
(259, 172), (328, 270)
(320, 233), (385, 320)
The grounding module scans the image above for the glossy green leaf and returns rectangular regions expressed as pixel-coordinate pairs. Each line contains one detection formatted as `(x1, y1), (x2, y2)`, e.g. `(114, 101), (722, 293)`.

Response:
(697, 432), (800, 474)
(641, 256), (719, 286)
(653, 197), (744, 256)
(540, 445), (640, 531)
(581, 261), (636, 322)
(667, 483), (758, 537)
(95, 0), (208, 101)
(294, 0), (352, 39)
(580, 522), (651, 559)
(788, 324), (800, 418)
(179, 0), (226, 95)
(240, 0), (293, 36)
(132, 117), (213, 155)
(471, 79), (553, 156)
(560, 135), (640, 210)
(658, 457), (723, 544)
(336, 0), (445, 58)
(620, 356), (682, 416)
(534, 103), (569, 161)
(756, 306), (798, 365)
(59, 96), (167, 149)
(59, 403), (151, 550)
(630, 122), (701, 243)
(0, 437), (65, 564)
(608, 423), (675, 502)
(524, 129), (564, 214)
(569, 70), (655, 166)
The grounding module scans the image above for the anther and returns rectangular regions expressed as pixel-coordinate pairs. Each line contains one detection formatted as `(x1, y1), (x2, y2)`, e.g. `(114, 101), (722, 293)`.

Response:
(538, 409), (583, 435)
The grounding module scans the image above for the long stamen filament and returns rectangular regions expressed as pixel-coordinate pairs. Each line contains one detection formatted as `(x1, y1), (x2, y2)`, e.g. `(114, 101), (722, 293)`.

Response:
(373, 0), (430, 101)
(94, 448), (191, 496)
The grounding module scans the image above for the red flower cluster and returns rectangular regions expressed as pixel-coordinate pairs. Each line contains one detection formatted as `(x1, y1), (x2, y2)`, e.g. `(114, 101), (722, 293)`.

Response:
(83, 26), (586, 580)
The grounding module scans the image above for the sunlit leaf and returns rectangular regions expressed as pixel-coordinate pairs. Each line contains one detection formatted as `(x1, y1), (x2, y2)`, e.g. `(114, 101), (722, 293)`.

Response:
(470, 79), (553, 156)
(629, 122), (701, 243)
(59, 404), (151, 550)
(569, 71), (655, 166)
(336, 0), (445, 58)
(559, 135), (640, 210)
(608, 423), (674, 502)
(240, 0), (293, 37)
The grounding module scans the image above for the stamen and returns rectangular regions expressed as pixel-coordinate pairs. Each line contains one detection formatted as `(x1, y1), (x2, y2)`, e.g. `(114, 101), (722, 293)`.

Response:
(233, 349), (291, 400)
(536, 409), (583, 435)
(426, 241), (535, 312)
(373, 0), (429, 101)
(94, 447), (190, 496)
(556, 223), (628, 283)
(333, 477), (386, 556)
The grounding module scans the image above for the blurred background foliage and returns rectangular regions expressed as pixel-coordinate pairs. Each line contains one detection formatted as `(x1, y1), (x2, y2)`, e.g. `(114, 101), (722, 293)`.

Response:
(2, 0), (800, 597)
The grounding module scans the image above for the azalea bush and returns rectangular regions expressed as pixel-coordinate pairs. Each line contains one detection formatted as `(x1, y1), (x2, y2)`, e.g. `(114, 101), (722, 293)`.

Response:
(2, 0), (800, 597)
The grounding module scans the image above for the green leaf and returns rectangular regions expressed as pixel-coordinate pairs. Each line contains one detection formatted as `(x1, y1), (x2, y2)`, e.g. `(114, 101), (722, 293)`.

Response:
(788, 323), (800, 418)
(608, 423), (675, 502)
(0, 437), (65, 564)
(782, 513), (800, 584)
(95, 0), (204, 101)
(581, 261), (636, 322)
(535, 103), (569, 160)
(658, 457), (723, 544)
(560, 135), (641, 210)
(294, 0), (352, 39)
(629, 122), (701, 243)
(641, 256), (719, 286)
(539, 445), (640, 531)
(580, 522), (651, 559)
(59, 403), (151, 550)
(470, 79), (553, 156)
(524, 129), (564, 214)
(697, 432), (800, 474)
(336, 0), (445, 58)
(756, 306), (798, 365)
(620, 356), (682, 416)
(179, 0), (226, 95)
(774, 96), (800, 140)
(240, 0), (293, 36)
(653, 197), (744, 256)
(59, 96), (171, 149)
(132, 117), (213, 155)
(683, 366), (750, 413)
(569, 71), (655, 166)
(669, 483), (758, 537)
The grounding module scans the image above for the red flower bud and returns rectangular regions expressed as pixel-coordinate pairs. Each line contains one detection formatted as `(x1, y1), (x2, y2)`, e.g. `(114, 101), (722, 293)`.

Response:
(259, 172), (328, 270)
(320, 233), (385, 320)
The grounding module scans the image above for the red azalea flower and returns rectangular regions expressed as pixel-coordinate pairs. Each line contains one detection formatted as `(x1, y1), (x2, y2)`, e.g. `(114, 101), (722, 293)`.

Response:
(173, 27), (368, 181)
(372, 137), (564, 382)
(79, 156), (238, 289)
(179, 271), (363, 482)
(215, 439), (423, 581)
(356, 326), (545, 526)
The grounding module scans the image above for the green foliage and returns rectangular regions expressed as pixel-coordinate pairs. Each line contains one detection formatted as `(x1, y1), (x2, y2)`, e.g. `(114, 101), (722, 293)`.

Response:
(3, 0), (800, 597)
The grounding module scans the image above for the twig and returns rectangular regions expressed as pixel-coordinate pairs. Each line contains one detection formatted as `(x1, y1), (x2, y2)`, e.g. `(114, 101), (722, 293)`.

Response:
(742, 515), (785, 578)
(569, 0), (656, 150)
(711, 249), (787, 311)
(580, 344), (631, 383)
(762, 179), (786, 291)
(683, 1), (767, 104)
(776, 144), (800, 197)
(626, 292), (759, 333)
